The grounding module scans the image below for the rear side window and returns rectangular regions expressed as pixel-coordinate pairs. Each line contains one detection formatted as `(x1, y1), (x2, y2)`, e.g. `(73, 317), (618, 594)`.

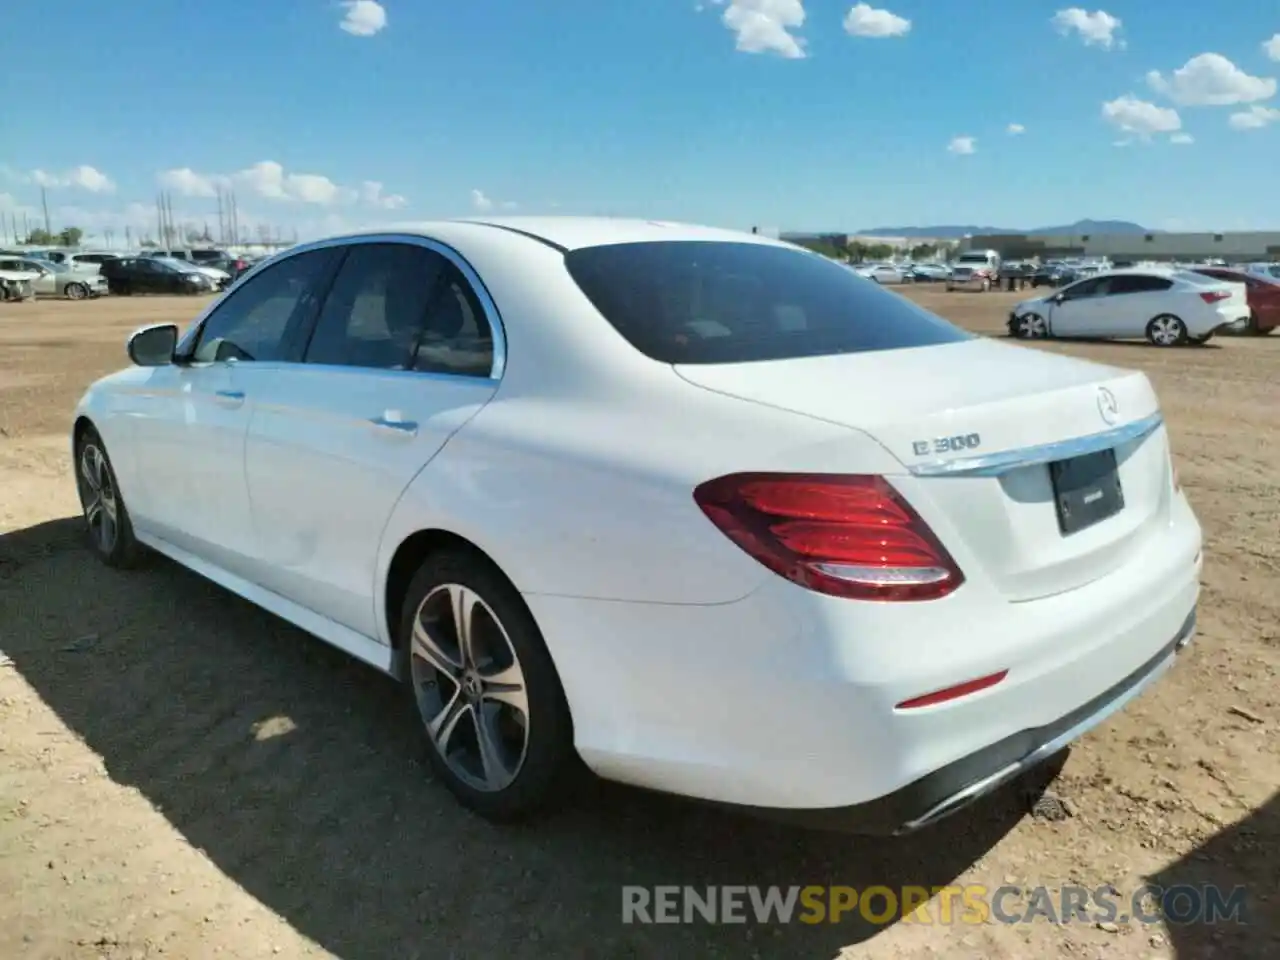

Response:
(1109, 275), (1172, 294)
(563, 241), (970, 365)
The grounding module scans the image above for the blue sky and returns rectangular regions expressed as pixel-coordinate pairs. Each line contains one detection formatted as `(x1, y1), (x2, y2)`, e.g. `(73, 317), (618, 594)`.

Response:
(2, 0), (1279, 242)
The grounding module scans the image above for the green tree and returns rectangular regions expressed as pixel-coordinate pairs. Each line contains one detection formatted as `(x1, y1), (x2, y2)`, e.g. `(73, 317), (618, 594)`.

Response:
(58, 226), (83, 247)
(23, 228), (56, 245)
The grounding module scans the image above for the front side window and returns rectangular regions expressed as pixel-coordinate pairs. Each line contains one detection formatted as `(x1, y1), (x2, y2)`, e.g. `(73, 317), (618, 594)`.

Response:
(563, 241), (969, 365)
(191, 247), (337, 363)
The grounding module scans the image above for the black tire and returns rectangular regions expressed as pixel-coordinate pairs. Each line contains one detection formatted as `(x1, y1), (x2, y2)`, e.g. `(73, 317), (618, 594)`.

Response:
(65, 281), (89, 301)
(398, 547), (578, 822)
(74, 426), (146, 568)
(1145, 314), (1188, 347)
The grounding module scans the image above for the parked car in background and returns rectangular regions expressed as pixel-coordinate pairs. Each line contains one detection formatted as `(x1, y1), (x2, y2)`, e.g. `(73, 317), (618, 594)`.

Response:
(946, 249), (1001, 291)
(142, 254), (231, 289)
(0, 257), (107, 299)
(0, 265), (40, 301)
(71, 217), (1202, 833)
(203, 256), (256, 282)
(188, 248), (234, 263)
(1031, 265), (1078, 288)
(854, 262), (906, 284)
(1190, 266), (1280, 335)
(906, 263), (950, 283)
(1243, 262), (1280, 282)
(1009, 269), (1248, 346)
(26, 250), (117, 273)
(100, 256), (218, 295)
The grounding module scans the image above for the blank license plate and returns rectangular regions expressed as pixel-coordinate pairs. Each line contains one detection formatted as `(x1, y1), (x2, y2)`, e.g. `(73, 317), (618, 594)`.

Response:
(1049, 448), (1124, 536)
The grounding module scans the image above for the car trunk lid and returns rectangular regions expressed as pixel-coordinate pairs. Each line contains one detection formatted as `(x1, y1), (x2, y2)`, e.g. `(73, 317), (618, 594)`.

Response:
(675, 338), (1174, 602)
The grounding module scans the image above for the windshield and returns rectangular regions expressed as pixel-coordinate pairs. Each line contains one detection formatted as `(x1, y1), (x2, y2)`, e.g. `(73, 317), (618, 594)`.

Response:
(562, 241), (971, 365)
(154, 257), (195, 271)
(1175, 270), (1223, 285)
(955, 253), (992, 264)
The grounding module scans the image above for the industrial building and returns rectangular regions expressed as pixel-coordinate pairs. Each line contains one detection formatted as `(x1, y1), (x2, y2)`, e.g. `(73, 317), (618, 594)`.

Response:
(960, 230), (1280, 263)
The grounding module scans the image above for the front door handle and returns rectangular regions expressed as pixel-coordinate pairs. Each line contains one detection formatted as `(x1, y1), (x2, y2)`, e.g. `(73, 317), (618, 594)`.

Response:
(369, 412), (418, 437)
(214, 389), (245, 407)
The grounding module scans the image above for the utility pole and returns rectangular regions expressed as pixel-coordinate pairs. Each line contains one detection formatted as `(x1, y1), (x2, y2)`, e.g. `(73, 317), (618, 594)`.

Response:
(230, 191), (240, 245)
(216, 186), (225, 244)
(41, 186), (51, 236)
(125, 226), (133, 249)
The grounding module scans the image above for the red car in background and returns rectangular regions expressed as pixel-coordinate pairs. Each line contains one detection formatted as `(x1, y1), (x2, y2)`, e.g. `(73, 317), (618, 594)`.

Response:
(1190, 267), (1280, 335)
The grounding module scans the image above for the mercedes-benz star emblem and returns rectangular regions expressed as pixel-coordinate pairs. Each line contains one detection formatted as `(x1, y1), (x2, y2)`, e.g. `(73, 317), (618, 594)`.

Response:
(1097, 387), (1119, 425)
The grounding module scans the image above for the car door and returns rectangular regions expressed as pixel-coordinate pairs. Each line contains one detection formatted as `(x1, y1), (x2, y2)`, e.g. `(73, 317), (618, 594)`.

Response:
(1043, 276), (1106, 337)
(1084, 274), (1173, 338)
(124, 247), (340, 577)
(240, 237), (502, 638)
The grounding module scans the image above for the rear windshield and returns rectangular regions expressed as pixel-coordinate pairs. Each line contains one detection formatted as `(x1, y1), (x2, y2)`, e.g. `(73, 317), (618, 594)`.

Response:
(1175, 270), (1222, 285)
(563, 241), (971, 365)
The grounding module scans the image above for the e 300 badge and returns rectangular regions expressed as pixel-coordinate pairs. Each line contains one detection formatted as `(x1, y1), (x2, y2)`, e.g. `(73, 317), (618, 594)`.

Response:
(913, 433), (982, 457)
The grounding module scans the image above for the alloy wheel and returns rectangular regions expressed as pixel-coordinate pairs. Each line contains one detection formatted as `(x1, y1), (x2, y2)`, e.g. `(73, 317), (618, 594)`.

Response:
(76, 443), (119, 554)
(1149, 317), (1184, 345)
(409, 583), (531, 792)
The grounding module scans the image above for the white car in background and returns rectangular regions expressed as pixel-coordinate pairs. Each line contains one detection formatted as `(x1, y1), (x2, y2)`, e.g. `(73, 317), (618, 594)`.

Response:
(71, 218), (1201, 833)
(854, 262), (906, 284)
(1008, 268), (1248, 346)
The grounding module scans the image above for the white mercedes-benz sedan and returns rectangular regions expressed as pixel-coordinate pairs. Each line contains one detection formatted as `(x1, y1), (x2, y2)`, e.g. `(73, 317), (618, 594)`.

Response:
(71, 218), (1202, 833)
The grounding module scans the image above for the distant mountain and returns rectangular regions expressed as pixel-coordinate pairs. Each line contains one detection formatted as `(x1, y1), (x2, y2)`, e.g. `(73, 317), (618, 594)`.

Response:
(853, 220), (1151, 239)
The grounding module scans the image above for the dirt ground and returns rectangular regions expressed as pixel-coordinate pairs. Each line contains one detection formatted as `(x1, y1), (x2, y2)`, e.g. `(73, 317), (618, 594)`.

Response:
(0, 289), (1276, 960)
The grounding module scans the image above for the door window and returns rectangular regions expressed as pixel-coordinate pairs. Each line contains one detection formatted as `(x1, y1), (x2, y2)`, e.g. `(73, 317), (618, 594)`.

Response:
(191, 247), (338, 363)
(1106, 275), (1172, 295)
(303, 241), (495, 377)
(1059, 277), (1104, 299)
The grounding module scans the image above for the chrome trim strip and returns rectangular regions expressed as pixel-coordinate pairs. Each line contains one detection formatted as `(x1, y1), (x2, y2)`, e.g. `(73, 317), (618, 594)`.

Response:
(907, 411), (1164, 478)
(896, 609), (1195, 834)
(177, 231), (508, 381)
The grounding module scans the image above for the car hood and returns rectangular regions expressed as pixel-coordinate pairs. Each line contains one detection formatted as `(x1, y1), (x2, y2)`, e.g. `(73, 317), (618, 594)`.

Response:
(1013, 294), (1053, 313)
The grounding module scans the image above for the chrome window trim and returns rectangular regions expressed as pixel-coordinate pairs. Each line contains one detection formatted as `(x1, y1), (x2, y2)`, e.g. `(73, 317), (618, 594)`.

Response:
(176, 232), (508, 381)
(907, 412), (1164, 478)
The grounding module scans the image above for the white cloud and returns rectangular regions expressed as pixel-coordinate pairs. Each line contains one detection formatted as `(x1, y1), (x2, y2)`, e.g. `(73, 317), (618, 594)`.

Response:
(1146, 53), (1276, 106)
(155, 161), (404, 208)
(157, 167), (217, 197)
(842, 4), (910, 38)
(1169, 132), (1194, 144)
(716, 0), (806, 59)
(1264, 34), (1280, 62)
(1228, 105), (1280, 130)
(1051, 9), (1123, 49)
(470, 189), (493, 211)
(27, 164), (116, 193)
(947, 136), (976, 154)
(1101, 95), (1181, 137)
(339, 0), (386, 36)
(359, 180), (406, 209)
(1007, 122), (1025, 134)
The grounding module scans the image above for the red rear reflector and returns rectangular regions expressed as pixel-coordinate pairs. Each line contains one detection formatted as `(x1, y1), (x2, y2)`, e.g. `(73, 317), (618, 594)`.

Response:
(1199, 290), (1229, 303)
(693, 473), (964, 601)
(896, 670), (1008, 709)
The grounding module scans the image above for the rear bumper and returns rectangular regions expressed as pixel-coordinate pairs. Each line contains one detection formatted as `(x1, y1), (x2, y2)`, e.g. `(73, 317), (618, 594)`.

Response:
(733, 607), (1195, 835)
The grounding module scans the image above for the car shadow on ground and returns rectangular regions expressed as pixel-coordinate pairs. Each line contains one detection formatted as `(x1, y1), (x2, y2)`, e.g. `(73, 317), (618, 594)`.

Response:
(2, 516), (1045, 959)
(1151, 792), (1278, 957)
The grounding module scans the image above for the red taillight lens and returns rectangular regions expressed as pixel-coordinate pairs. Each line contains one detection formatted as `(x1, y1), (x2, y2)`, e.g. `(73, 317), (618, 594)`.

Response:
(1199, 290), (1229, 303)
(693, 473), (964, 601)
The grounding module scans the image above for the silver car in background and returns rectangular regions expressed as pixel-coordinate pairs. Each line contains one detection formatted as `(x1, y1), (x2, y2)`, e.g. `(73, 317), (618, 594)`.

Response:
(0, 257), (106, 299)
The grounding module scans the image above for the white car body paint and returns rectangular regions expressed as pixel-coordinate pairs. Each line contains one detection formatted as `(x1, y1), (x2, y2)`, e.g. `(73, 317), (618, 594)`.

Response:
(73, 217), (1202, 825)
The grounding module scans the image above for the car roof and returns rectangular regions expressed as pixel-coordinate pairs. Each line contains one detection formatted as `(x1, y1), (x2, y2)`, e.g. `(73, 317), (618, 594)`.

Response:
(347, 216), (789, 252)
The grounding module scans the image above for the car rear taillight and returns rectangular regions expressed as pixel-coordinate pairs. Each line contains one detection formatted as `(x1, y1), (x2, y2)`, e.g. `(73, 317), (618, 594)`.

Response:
(1199, 290), (1230, 304)
(692, 473), (964, 601)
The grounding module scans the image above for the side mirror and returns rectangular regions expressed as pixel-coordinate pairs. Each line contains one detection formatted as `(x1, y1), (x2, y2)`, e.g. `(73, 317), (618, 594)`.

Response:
(127, 323), (179, 366)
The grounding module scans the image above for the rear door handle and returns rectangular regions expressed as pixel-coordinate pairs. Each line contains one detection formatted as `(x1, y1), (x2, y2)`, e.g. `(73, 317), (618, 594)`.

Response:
(369, 412), (418, 437)
(214, 389), (245, 407)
